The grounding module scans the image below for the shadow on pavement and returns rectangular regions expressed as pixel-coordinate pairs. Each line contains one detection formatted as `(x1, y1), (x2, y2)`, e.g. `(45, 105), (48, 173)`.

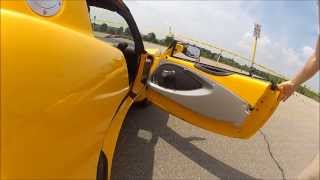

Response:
(111, 105), (256, 180)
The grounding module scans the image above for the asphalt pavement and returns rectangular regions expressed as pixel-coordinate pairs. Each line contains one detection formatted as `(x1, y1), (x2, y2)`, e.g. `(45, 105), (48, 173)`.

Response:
(111, 93), (319, 179)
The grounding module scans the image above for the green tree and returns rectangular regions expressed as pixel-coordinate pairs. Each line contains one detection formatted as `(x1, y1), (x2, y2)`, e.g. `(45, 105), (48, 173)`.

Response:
(124, 27), (131, 36)
(149, 32), (156, 41)
(100, 23), (108, 32)
(117, 26), (124, 35)
(108, 27), (116, 34)
(164, 36), (174, 46)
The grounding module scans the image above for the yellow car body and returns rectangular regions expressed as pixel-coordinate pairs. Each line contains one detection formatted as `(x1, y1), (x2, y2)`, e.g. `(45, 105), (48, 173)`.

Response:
(1, 0), (280, 179)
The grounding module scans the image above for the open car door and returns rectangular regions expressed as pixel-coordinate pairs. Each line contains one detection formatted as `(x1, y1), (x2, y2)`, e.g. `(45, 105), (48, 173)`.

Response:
(146, 41), (280, 139)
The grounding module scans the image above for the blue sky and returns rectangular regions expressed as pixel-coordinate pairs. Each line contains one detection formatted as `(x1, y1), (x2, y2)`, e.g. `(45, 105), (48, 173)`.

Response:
(245, 1), (318, 49)
(123, 1), (319, 91)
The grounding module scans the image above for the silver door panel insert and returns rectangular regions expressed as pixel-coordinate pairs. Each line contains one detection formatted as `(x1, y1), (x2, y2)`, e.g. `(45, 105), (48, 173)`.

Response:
(147, 63), (250, 124)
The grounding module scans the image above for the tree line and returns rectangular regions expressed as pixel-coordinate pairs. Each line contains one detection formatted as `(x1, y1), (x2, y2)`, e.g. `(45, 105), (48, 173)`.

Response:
(141, 32), (319, 102)
(93, 23), (131, 36)
(93, 23), (319, 101)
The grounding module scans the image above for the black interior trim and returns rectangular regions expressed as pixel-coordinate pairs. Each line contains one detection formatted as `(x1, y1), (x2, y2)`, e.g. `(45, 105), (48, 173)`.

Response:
(152, 63), (202, 91)
(170, 40), (178, 57)
(194, 63), (233, 76)
(166, 55), (270, 82)
(96, 151), (108, 180)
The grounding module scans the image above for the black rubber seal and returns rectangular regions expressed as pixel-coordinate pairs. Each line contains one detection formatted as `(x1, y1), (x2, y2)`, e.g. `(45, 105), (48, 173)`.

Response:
(194, 63), (233, 76)
(96, 151), (108, 180)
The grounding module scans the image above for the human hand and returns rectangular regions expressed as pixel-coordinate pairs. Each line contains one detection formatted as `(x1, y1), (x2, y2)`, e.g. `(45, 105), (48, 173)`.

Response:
(277, 81), (298, 102)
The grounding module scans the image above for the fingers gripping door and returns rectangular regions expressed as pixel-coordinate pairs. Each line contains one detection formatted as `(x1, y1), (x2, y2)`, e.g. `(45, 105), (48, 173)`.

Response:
(148, 63), (251, 124)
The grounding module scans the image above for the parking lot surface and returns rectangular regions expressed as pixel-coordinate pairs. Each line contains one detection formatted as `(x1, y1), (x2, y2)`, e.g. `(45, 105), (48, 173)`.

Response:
(112, 93), (319, 179)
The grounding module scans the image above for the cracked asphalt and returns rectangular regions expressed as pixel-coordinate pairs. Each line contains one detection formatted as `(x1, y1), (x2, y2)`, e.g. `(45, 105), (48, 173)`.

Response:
(111, 93), (319, 179)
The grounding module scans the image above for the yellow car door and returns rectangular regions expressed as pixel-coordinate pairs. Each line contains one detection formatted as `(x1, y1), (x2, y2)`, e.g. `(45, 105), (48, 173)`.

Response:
(146, 41), (280, 139)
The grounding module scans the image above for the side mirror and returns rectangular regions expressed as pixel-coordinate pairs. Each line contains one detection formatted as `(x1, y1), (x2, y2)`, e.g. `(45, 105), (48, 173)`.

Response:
(183, 45), (201, 60)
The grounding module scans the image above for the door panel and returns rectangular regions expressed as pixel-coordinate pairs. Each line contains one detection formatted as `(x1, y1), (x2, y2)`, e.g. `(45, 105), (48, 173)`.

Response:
(148, 63), (250, 124)
(151, 63), (202, 90)
(146, 58), (280, 139)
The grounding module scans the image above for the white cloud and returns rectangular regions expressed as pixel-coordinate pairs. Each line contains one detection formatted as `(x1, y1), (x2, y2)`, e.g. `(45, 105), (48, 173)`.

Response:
(126, 1), (254, 50)
(238, 32), (304, 74)
(237, 33), (319, 90)
(124, 1), (319, 91)
(302, 46), (315, 59)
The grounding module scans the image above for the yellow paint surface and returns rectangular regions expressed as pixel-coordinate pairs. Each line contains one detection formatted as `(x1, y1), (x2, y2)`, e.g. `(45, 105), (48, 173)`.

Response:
(147, 56), (280, 139)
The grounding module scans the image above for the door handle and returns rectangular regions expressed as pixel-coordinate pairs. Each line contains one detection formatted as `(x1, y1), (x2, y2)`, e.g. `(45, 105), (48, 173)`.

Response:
(161, 70), (176, 78)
